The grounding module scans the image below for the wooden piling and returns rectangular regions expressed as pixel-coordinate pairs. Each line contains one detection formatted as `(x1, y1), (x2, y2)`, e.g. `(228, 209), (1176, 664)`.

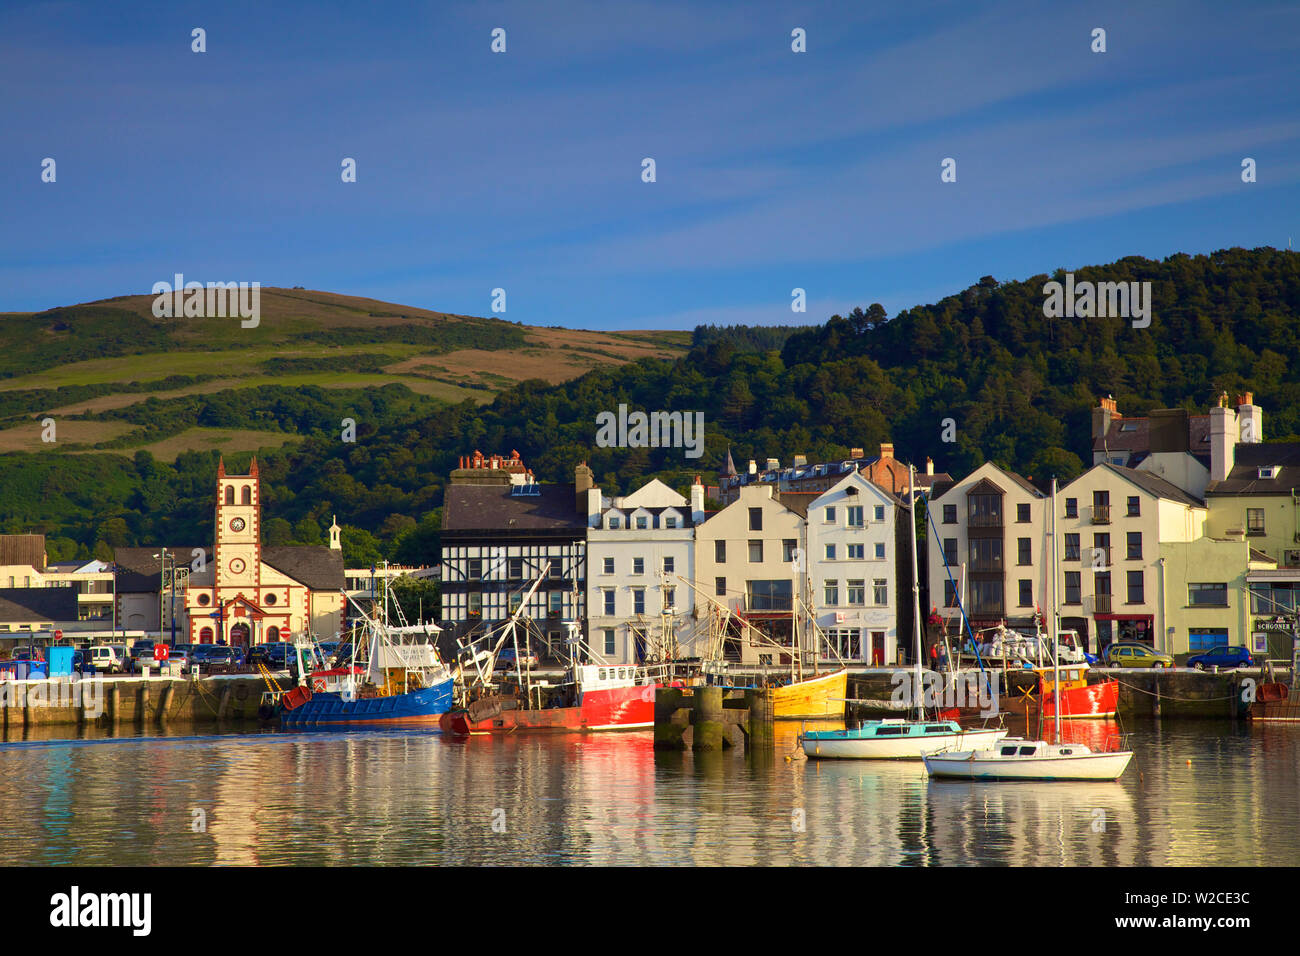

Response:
(138, 682), (149, 725)
(744, 688), (774, 749)
(158, 683), (175, 726)
(109, 684), (121, 725)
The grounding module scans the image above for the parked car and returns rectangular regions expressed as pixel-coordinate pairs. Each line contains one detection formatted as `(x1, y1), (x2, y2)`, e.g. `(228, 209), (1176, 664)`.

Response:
(127, 640), (156, 673)
(249, 642), (296, 671)
(1104, 642), (1174, 668)
(165, 648), (192, 674)
(194, 645), (246, 674)
(495, 647), (540, 670)
(69, 650), (98, 675)
(89, 645), (127, 674)
(1186, 645), (1253, 670)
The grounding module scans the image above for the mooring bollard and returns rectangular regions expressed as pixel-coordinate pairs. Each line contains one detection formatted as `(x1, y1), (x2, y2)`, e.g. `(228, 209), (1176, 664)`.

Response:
(744, 688), (775, 750)
(693, 685), (724, 750)
(158, 683), (175, 726)
(109, 684), (121, 725)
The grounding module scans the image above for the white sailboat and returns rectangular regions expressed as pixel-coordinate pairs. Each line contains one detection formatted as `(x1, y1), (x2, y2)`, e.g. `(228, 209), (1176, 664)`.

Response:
(800, 464), (1007, 759)
(923, 479), (1134, 782)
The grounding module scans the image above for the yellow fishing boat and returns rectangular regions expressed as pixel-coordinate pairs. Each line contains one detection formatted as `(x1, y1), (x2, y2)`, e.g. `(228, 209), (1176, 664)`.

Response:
(772, 668), (848, 719)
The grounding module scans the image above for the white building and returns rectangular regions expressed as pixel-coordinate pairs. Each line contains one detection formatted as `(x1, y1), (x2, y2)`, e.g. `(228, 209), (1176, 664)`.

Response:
(586, 478), (702, 665)
(806, 471), (903, 665)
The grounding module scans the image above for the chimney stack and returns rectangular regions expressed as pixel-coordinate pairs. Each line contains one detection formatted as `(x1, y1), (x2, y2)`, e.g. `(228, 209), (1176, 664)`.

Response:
(575, 461), (595, 513)
(1210, 403), (1235, 483)
(690, 476), (705, 525)
(850, 447), (865, 459)
(1237, 392), (1262, 444)
(766, 458), (779, 471)
(879, 443), (893, 460)
(1092, 395), (1119, 444)
(793, 454), (807, 468)
(926, 457), (934, 476)
(747, 459), (757, 475)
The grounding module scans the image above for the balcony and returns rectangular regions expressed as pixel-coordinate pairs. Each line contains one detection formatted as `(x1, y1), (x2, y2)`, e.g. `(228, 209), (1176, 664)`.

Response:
(968, 512), (1004, 529)
(970, 559), (1004, 572)
(1094, 593), (1113, 614)
(1092, 504), (1111, 524)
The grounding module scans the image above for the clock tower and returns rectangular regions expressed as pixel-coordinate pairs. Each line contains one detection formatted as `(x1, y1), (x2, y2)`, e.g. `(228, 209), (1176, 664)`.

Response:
(215, 456), (261, 592)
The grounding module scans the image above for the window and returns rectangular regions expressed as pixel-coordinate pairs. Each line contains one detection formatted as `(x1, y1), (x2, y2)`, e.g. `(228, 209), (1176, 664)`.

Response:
(1188, 627), (1228, 652)
(1018, 579), (1032, 607)
(548, 562), (562, 580)
(826, 628), (862, 659)
(825, 507), (836, 524)
(665, 516), (677, 528)
(603, 629), (616, 656)
(1017, 503), (1030, 523)
(847, 543), (865, 560)
(225, 486), (235, 505)
(508, 591), (523, 613)
(847, 506), (864, 527)
(602, 557), (614, 575)
(509, 557), (523, 580)
(847, 580), (865, 605)
(549, 590), (563, 614)
(1126, 532), (1142, 560)
(968, 494), (1002, 526)
(1093, 533), (1111, 568)
(1064, 571), (1081, 605)
(970, 579), (1003, 616)
(1127, 496), (1140, 517)
(943, 580), (957, 607)
(632, 589), (645, 614)
(968, 537), (1002, 571)
(748, 540), (764, 562)
(1247, 509), (1266, 535)
(748, 580), (792, 610)
(942, 504), (957, 524)
(662, 556), (674, 574)
(943, 538), (957, 567)
(782, 539), (797, 562)
(825, 544), (836, 560)
(874, 505), (885, 521)
(715, 540), (726, 563)
(603, 589), (616, 615)
(1018, 537), (1031, 565)
(1065, 498), (1078, 518)
(749, 507), (763, 531)
(468, 558), (482, 580)
(874, 542), (886, 559)
(873, 579), (888, 605)
(468, 593), (482, 616)
(636, 516), (648, 530)
(663, 586), (675, 609)
(1064, 533), (1080, 561)
(1126, 570), (1144, 604)
(632, 557), (645, 575)
(824, 580), (839, 605)
(1189, 583), (1228, 607)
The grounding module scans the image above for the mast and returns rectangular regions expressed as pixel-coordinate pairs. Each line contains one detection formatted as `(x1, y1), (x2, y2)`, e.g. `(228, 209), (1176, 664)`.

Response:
(909, 464), (924, 721)
(1051, 479), (1062, 742)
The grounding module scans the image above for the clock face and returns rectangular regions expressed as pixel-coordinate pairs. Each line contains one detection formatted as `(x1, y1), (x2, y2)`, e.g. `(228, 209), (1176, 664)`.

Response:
(229, 558), (246, 575)
(230, 517), (246, 532)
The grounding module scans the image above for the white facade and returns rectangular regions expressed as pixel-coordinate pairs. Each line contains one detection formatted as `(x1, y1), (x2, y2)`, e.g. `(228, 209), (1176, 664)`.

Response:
(806, 472), (900, 664)
(587, 479), (700, 665)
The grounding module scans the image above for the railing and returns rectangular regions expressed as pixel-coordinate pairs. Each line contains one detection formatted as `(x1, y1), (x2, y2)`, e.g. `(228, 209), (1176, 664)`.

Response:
(1094, 593), (1113, 613)
(1092, 504), (1111, 524)
(970, 559), (1003, 572)
(968, 513), (1004, 528)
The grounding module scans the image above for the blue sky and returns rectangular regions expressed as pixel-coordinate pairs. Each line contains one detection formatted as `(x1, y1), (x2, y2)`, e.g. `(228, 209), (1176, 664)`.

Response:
(2, 0), (1297, 329)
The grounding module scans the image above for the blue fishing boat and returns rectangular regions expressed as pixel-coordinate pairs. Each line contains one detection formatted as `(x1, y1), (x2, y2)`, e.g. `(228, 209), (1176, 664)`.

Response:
(278, 595), (455, 728)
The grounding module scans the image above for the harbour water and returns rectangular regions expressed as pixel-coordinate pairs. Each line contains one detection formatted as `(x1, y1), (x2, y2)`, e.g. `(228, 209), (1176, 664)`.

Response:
(1, 718), (1296, 866)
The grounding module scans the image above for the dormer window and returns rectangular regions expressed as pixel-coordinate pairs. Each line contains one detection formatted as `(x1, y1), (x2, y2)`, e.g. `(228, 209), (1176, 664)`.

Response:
(609, 517), (620, 529)
(1259, 466), (1279, 480)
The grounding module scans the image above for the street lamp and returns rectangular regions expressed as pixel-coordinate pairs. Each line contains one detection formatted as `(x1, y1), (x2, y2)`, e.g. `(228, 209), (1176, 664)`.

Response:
(152, 549), (177, 645)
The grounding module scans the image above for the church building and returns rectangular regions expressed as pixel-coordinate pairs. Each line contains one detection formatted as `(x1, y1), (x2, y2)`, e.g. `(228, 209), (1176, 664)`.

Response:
(179, 457), (346, 646)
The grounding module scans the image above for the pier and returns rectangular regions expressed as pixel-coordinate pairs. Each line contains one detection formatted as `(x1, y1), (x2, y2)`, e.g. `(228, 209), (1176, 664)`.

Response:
(653, 685), (774, 751)
(1, 674), (271, 730)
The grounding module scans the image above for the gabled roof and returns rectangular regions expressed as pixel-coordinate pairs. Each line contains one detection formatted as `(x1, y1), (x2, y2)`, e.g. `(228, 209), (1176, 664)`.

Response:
(442, 483), (587, 532)
(262, 547), (345, 590)
(775, 492), (818, 518)
(1205, 442), (1300, 496)
(1092, 464), (1205, 507)
(113, 546), (212, 593)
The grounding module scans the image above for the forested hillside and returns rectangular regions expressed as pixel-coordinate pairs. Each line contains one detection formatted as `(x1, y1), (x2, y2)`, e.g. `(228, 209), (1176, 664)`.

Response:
(2, 246), (1295, 566)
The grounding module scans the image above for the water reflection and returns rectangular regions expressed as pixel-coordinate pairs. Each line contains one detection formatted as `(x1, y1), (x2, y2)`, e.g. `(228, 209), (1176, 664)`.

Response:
(0, 719), (1295, 866)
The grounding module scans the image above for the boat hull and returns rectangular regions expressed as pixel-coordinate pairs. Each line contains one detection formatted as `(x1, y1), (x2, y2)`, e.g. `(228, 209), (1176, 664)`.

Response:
(772, 670), (848, 719)
(443, 683), (655, 735)
(923, 750), (1134, 781)
(1249, 684), (1300, 720)
(1040, 679), (1119, 719)
(802, 728), (1008, 760)
(280, 678), (455, 727)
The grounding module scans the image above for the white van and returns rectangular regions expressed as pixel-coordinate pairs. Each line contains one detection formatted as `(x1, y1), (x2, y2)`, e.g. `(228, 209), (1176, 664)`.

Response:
(89, 645), (126, 674)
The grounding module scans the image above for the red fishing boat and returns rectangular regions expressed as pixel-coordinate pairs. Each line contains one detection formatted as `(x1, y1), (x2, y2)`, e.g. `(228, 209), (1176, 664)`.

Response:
(440, 664), (658, 735)
(1035, 664), (1119, 718)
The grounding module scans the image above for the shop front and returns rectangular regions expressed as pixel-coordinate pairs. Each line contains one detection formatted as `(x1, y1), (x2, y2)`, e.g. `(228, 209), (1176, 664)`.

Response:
(1094, 613), (1154, 652)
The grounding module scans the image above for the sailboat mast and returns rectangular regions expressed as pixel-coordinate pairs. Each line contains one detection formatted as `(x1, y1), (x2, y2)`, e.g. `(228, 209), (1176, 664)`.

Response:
(909, 464), (924, 720)
(1051, 479), (1062, 741)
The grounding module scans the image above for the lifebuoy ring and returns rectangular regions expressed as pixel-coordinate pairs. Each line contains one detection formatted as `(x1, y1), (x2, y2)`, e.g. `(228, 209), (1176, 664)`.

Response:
(312, 677), (327, 693)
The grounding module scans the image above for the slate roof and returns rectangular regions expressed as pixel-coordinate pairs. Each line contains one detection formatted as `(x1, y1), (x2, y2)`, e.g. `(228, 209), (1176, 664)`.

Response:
(775, 492), (818, 518)
(0, 587), (79, 623)
(263, 547), (345, 590)
(1205, 442), (1300, 496)
(1095, 414), (1213, 460)
(113, 546), (211, 593)
(442, 484), (587, 533)
(1101, 464), (1205, 507)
